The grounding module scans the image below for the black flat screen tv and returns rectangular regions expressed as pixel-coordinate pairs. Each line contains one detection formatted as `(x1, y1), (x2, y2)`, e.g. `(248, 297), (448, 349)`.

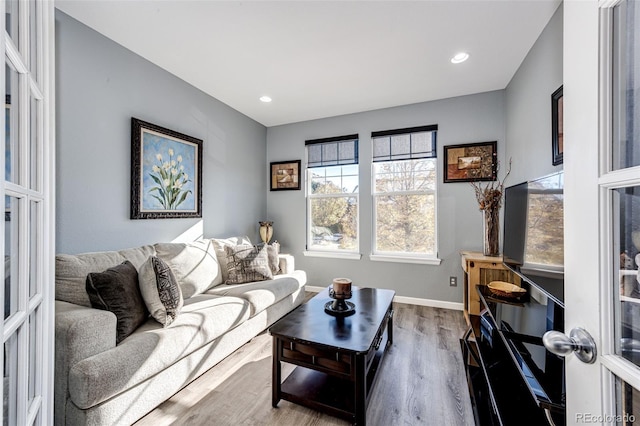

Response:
(503, 171), (564, 305)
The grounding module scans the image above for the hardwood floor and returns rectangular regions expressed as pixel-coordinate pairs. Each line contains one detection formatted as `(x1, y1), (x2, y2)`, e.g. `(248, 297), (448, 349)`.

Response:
(135, 294), (474, 426)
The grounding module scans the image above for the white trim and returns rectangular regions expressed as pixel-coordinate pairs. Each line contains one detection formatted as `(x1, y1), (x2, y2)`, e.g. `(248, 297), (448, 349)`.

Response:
(369, 254), (442, 265)
(601, 355), (640, 395)
(303, 250), (362, 260)
(393, 295), (463, 311)
(305, 286), (463, 311)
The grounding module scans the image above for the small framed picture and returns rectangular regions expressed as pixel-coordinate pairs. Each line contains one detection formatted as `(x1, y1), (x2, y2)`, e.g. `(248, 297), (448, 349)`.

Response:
(270, 160), (301, 191)
(131, 118), (203, 219)
(443, 141), (497, 183)
(551, 85), (563, 166)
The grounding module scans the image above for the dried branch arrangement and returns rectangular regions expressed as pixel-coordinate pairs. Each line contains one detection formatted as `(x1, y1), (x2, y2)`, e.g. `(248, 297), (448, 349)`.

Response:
(470, 159), (512, 211)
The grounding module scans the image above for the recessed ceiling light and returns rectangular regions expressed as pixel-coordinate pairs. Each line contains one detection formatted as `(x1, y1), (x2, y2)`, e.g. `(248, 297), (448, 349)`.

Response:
(259, 95), (272, 103)
(451, 52), (470, 64)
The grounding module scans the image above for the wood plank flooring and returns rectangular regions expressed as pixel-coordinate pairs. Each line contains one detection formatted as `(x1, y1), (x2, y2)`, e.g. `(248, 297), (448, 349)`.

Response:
(135, 294), (474, 426)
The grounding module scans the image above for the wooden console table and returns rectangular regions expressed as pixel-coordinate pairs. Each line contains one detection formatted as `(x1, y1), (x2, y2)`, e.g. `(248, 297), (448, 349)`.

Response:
(460, 251), (520, 325)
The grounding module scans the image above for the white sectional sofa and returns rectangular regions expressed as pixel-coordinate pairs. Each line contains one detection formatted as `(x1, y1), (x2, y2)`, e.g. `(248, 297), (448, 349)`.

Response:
(54, 238), (306, 425)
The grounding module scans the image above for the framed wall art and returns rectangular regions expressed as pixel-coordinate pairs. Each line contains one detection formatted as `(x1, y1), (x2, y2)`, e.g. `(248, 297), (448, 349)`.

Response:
(270, 160), (301, 191)
(443, 141), (497, 183)
(131, 117), (203, 219)
(551, 85), (563, 166)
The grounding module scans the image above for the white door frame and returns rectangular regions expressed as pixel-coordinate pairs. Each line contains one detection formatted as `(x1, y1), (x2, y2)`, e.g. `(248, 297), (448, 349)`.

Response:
(565, 0), (640, 422)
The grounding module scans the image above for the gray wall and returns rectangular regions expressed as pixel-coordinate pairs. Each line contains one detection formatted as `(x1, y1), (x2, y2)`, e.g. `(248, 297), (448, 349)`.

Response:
(56, 11), (267, 254)
(266, 91), (506, 302)
(265, 3), (563, 302)
(55, 3), (562, 302)
(505, 4), (563, 184)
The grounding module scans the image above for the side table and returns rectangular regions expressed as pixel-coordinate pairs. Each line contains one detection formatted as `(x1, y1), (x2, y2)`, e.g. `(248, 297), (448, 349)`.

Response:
(460, 251), (520, 325)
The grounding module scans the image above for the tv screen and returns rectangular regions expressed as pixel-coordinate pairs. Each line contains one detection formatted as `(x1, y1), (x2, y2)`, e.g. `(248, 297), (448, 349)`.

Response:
(503, 172), (564, 305)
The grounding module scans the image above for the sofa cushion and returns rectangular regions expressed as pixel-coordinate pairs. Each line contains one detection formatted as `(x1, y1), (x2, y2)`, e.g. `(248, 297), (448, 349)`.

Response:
(139, 256), (183, 327)
(86, 261), (148, 344)
(68, 294), (251, 409)
(56, 245), (156, 307)
(206, 270), (306, 317)
(154, 240), (221, 299)
(210, 236), (252, 283)
(225, 244), (273, 284)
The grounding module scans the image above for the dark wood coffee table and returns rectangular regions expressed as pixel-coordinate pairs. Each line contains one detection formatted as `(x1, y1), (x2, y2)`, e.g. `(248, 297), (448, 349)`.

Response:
(269, 287), (394, 425)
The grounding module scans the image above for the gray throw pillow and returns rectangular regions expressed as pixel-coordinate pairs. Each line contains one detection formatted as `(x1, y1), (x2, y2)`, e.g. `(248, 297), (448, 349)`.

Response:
(224, 244), (273, 284)
(86, 261), (148, 344)
(257, 243), (280, 275)
(139, 256), (183, 327)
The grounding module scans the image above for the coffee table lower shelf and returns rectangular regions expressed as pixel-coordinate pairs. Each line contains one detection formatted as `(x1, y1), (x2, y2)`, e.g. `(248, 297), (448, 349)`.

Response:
(278, 344), (387, 424)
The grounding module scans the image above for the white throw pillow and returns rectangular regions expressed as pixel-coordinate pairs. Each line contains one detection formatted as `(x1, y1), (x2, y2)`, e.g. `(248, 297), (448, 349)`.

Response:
(154, 240), (221, 298)
(138, 256), (183, 327)
(211, 236), (252, 283)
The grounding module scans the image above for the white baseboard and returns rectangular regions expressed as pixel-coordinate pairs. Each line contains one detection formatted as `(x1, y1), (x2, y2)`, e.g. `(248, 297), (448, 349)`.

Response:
(305, 286), (463, 311)
(393, 295), (463, 311)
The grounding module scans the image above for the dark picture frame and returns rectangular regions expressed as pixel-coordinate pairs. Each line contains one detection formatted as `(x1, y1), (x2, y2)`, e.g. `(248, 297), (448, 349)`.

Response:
(443, 141), (497, 183)
(270, 160), (301, 191)
(131, 117), (203, 219)
(551, 85), (564, 166)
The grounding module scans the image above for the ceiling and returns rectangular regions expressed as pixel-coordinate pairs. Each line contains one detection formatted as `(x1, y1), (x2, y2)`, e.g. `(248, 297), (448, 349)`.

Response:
(55, 0), (561, 127)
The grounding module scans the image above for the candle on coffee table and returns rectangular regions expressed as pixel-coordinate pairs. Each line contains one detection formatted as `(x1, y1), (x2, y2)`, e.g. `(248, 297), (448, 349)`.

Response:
(332, 278), (352, 298)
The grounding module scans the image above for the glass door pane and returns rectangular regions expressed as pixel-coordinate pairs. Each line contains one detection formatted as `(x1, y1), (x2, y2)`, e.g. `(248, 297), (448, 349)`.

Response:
(5, 0), (20, 48)
(615, 186), (640, 364)
(29, 95), (40, 191)
(612, 0), (640, 170)
(4, 195), (19, 320)
(3, 333), (18, 426)
(28, 308), (40, 407)
(5, 61), (20, 184)
(616, 377), (640, 424)
(29, 200), (39, 298)
(28, 0), (39, 83)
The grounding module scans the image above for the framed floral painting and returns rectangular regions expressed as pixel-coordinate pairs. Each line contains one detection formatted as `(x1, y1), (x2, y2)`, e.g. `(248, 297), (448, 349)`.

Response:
(131, 118), (203, 219)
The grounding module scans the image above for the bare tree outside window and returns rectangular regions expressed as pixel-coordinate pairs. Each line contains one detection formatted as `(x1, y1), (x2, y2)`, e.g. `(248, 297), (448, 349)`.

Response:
(307, 164), (359, 251)
(373, 158), (437, 255)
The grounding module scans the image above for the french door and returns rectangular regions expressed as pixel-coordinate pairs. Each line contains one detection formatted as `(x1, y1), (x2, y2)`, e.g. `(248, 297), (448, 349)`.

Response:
(564, 0), (640, 423)
(2, 0), (54, 424)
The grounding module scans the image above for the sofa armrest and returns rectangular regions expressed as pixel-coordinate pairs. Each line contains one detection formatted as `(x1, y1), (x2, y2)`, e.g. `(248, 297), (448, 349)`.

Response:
(278, 254), (295, 275)
(54, 300), (116, 424)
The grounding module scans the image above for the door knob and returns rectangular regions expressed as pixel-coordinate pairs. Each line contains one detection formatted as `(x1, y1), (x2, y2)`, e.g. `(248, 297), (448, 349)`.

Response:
(543, 327), (597, 364)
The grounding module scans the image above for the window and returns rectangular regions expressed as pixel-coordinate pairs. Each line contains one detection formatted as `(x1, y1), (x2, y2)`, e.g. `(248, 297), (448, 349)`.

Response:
(371, 125), (438, 261)
(306, 135), (359, 254)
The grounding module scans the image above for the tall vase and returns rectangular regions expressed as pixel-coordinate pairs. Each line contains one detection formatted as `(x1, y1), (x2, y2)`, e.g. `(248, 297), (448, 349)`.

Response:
(259, 221), (274, 244)
(483, 208), (500, 257)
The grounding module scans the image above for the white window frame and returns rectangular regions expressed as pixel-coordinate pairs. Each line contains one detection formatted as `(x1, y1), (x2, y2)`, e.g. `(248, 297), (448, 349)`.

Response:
(304, 135), (361, 260)
(370, 126), (441, 265)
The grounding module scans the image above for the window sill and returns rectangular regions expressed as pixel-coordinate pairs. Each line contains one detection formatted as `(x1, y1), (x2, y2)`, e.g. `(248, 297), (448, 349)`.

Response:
(303, 251), (362, 260)
(369, 254), (442, 265)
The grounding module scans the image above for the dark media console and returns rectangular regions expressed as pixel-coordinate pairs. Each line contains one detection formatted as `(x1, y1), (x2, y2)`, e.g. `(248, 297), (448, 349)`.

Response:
(461, 283), (565, 425)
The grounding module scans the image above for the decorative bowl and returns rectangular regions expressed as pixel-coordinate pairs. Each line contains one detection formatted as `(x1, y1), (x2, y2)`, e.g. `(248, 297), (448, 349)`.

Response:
(487, 281), (526, 298)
